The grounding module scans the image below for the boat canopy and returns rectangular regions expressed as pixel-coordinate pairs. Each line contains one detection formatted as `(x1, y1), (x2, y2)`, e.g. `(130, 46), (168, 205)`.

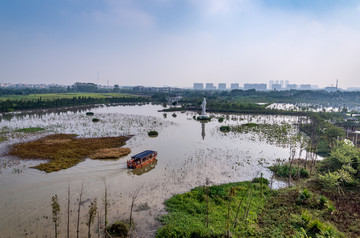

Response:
(131, 150), (156, 159)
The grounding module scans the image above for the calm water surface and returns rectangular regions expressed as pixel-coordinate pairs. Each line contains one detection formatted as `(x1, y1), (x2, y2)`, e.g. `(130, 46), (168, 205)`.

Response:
(0, 104), (302, 237)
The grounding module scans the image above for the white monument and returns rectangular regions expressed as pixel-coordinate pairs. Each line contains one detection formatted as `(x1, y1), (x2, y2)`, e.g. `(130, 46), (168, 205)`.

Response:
(198, 97), (210, 120)
(201, 97), (207, 118)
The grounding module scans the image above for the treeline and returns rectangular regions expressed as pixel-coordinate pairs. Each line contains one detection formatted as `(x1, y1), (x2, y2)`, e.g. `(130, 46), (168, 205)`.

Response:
(175, 89), (360, 108)
(0, 87), (67, 96)
(0, 96), (148, 112)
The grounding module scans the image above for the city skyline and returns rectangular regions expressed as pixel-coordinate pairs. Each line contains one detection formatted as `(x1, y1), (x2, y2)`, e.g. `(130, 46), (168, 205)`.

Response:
(1, 0), (360, 88)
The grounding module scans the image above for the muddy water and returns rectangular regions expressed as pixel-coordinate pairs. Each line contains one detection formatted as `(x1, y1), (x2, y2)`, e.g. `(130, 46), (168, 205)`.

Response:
(0, 104), (302, 237)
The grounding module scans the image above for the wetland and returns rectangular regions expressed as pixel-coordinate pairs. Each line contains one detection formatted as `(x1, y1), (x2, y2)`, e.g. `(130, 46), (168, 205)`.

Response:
(0, 104), (311, 237)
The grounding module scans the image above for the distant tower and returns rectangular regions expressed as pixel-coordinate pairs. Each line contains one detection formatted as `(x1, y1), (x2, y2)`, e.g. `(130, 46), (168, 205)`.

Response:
(336, 78), (338, 90)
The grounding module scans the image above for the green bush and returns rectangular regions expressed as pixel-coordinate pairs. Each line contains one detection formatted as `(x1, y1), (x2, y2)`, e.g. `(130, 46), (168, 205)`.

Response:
(106, 221), (129, 237)
(86, 112), (94, 116)
(92, 118), (100, 122)
(219, 126), (230, 132)
(218, 117), (224, 123)
(148, 131), (159, 136)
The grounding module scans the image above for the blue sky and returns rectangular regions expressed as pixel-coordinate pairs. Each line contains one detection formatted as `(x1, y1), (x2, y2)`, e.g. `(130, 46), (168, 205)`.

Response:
(1, 0), (360, 88)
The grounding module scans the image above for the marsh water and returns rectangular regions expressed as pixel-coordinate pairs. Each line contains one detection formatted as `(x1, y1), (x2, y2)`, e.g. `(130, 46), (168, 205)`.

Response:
(0, 104), (304, 237)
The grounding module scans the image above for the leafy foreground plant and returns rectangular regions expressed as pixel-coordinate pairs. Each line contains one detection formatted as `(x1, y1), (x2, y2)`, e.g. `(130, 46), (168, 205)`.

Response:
(156, 179), (270, 238)
(8, 134), (131, 172)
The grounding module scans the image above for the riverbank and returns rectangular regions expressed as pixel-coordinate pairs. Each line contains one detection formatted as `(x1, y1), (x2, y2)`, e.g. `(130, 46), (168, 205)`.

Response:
(156, 176), (359, 237)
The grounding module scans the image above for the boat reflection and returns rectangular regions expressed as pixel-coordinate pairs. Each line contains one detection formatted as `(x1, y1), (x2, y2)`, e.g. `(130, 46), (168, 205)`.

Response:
(127, 159), (157, 176)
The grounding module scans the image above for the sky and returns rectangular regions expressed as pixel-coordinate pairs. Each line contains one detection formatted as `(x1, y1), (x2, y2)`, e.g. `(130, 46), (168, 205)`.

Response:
(1, 0), (360, 89)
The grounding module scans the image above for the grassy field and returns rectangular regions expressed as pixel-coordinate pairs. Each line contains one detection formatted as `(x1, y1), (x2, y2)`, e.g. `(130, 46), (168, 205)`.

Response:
(0, 92), (138, 101)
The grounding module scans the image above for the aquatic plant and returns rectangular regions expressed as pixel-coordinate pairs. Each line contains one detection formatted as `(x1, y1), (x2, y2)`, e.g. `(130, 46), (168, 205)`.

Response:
(220, 126), (230, 132)
(92, 118), (100, 122)
(218, 117), (224, 123)
(86, 112), (94, 116)
(148, 131), (159, 137)
(16, 127), (45, 133)
(91, 147), (131, 159)
(7, 134), (131, 172)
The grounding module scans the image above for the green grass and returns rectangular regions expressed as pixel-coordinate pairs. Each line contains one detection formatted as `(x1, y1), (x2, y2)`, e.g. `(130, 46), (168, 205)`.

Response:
(0, 92), (137, 101)
(156, 180), (270, 237)
(15, 127), (45, 133)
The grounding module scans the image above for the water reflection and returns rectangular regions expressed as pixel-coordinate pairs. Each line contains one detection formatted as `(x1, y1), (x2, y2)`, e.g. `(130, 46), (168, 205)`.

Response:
(127, 159), (157, 176)
(201, 122), (205, 140)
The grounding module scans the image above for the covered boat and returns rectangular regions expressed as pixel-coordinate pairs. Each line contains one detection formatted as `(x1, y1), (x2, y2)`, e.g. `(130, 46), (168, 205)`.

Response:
(127, 150), (158, 169)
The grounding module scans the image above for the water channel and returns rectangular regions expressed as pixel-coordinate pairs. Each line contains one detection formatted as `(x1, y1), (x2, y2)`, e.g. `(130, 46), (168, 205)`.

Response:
(0, 104), (303, 237)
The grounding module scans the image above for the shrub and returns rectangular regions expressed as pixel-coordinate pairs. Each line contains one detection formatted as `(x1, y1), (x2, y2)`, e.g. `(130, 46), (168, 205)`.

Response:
(297, 189), (311, 205)
(148, 131), (159, 137)
(92, 118), (100, 122)
(218, 117), (224, 123)
(220, 126), (230, 132)
(106, 221), (129, 238)
(252, 177), (269, 185)
(86, 112), (94, 116)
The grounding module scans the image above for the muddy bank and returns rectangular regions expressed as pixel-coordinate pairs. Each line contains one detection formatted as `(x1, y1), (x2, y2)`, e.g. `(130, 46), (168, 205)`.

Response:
(8, 134), (132, 172)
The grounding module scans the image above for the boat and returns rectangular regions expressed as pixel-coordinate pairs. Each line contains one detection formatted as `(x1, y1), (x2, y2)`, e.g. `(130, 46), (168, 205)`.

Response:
(127, 150), (158, 169)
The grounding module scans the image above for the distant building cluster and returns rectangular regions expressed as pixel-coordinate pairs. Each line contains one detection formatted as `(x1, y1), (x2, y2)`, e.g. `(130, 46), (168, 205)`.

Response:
(0, 83), (65, 88)
(192, 80), (344, 91)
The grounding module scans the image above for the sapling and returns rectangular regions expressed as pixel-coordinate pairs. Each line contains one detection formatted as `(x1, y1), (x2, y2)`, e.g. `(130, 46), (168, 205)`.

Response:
(86, 198), (97, 238)
(51, 194), (61, 238)
(76, 183), (84, 238)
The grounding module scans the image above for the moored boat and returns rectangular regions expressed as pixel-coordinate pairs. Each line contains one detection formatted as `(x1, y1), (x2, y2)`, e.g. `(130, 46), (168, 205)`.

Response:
(127, 150), (157, 169)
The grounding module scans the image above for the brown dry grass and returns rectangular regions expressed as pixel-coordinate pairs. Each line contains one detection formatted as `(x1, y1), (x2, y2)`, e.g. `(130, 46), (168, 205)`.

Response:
(8, 134), (131, 172)
(91, 147), (131, 159)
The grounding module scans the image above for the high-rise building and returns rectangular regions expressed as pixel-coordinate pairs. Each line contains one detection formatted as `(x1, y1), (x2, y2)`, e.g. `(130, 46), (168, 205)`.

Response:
(300, 84), (311, 90)
(272, 84), (281, 90)
(206, 83), (216, 90)
(230, 83), (239, 90)
(285, 80), (289, 88)
(275, 80), (279, 85)
(218, 83), (226, 90)
(280, 80), (284, 89)
(193, 83), (204, 90)
(269, 80), (274, 90)
(286, 84), (297, 90)
(244, 83), (267, 91)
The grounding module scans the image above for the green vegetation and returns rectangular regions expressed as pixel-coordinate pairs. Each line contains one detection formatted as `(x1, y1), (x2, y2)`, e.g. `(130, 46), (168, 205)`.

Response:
(15, 127), (45, 133)
(148, 131), (159, 137)
(218, 117), (224, 123)
(92, 118), (100, 122)
(157, 180), (269, 237)
(86, 112), (94, 116)
(220, 125), (230, 132)
(0, 93), (147, 112)
(106, 221), (129, 237)
(7, 134), (131, 172)
(270, 162), (310, 180)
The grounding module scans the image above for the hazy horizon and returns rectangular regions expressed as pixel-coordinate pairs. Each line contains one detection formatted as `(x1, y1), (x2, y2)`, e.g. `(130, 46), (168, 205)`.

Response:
(1, 0), (360, 88)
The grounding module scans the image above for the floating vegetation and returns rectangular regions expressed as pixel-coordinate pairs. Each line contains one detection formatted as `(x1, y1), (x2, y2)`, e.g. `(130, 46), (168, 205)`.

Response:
(15, 127), (45, 133)
(220, 125), (230, 132)
(0, 136), (6, 143)
(86, 112), (94, 116)
(92, 118), (100, 122)
(7, 134), (131, 172)
(148, 131), (159, 137)
(231, 123), (298, 147)
(172, 113), (177, 118)
(218, 117), (224, 123)
(91, 147), (131, 159)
